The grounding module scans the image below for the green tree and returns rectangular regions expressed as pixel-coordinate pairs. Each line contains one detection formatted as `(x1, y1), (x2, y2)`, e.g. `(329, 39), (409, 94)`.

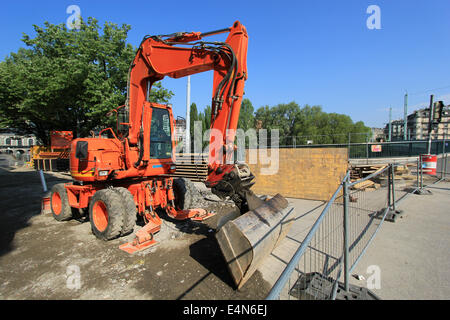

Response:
(0, 18), (173, 145)
(237, 98), (255, 132)
(255, 102), (371, 146)
(189, 102), (199, 138)
(255, 101), (300, 145)
(197, 105), (212, 149)
(351, 121), (372, 143)
(294, 104), (324, 143)
(201, 105), (212, 133)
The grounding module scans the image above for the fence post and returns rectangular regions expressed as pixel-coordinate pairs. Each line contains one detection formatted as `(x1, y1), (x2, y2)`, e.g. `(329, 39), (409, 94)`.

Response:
(445, 152), (448, 179)
(348, 133), (351, 159)
(388, 164), (392, 208)
(445, 149), (448, 180)
(420, 156), (423, 189)
(39, 169), (48, 193)
(416, 157), (420, 190)
(343, 175), (350, 292)
(366, 134), (369, 165)
(391, 164), (396, 211)
(443, 133), (446, 179)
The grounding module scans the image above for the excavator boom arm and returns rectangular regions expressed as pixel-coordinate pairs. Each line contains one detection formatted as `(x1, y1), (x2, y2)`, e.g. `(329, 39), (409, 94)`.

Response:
(126, 21), (248, 169)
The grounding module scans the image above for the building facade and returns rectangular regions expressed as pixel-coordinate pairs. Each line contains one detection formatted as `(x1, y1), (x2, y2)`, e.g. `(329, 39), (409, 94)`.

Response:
(0, 130), (37, 156)
(370, 127), (385, 142)
(384, 102), (450, 141)
(174, 118), (186, 143)
(407, 102), (450, 140)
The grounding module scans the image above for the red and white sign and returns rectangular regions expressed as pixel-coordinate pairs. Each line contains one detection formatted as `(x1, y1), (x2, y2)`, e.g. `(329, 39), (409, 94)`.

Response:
(371, 145), (382, 152)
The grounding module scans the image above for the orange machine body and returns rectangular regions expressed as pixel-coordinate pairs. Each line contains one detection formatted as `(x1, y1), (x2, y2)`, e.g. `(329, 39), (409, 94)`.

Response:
(69, 103), (176, 183)
(66, 21), (249, 206)
(58, 22), (249, 252)
(50, 131), (73, 149)
(67, 103), (180, 222)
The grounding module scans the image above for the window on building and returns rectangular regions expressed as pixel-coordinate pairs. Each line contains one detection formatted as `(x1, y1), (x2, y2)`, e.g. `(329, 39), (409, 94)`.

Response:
(28, 138), (34, 146)
(5, 138), (11, 145)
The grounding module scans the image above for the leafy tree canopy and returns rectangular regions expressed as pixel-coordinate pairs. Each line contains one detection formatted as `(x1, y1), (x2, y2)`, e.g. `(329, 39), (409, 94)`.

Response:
(0, 18), (173, 144)
(255, 102), (372, 145)
(188, 99), (371, 147)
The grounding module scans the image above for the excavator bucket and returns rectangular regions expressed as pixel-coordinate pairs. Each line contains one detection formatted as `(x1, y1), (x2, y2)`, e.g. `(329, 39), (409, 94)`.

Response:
(215, 194), (296, 289)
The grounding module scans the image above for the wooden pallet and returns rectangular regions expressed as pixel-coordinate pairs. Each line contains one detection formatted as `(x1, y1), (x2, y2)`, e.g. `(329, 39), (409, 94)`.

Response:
(350, 164), (386, 179)
(350, 165), (386, 191)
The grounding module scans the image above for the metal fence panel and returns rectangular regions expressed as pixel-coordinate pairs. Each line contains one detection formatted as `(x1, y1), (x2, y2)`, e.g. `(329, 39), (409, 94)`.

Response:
(265, 157), (444, 300)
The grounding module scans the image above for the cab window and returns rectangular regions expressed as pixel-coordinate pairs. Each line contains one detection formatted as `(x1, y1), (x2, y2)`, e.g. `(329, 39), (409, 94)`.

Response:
(150, 108), (172, 159)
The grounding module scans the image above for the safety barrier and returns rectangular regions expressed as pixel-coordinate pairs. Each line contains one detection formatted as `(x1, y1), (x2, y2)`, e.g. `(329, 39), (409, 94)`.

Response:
(255, 135), (448, 160)
(266, 153), (448, 300)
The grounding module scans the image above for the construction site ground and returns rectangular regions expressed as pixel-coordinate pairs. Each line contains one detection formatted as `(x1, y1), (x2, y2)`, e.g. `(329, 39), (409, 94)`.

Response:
(349, 179), (450, 299)
(0, 164), (272, 300)
(1, 155), (449, 300)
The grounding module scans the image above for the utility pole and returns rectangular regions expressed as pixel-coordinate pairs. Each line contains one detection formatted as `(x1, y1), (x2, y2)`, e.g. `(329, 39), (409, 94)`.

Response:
(404, 92), (408, 141)
(388, 107), (392, 142)
(185, 76), (191, 154)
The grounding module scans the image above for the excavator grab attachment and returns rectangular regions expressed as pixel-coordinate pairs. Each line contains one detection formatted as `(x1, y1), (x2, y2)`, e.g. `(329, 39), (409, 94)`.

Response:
(215, 194), (296, 289)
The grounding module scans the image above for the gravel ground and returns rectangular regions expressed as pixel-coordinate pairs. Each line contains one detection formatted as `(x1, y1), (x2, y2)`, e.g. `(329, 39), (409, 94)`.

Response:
(0, 159), (271, 300)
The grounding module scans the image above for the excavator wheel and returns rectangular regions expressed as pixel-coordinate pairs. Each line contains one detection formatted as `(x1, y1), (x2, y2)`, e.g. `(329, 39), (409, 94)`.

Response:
(172, 177), (202, 210)
(112, 187), (137, 236)
(89, 189), (124, 241)
(50, 183), (73, 221)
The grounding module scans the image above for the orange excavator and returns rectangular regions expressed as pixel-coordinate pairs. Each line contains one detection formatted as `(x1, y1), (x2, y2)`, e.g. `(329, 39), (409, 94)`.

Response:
(48, 21), (295, 289)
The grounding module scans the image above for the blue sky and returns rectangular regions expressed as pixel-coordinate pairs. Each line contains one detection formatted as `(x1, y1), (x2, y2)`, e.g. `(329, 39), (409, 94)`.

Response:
(1, 0), (449, 128)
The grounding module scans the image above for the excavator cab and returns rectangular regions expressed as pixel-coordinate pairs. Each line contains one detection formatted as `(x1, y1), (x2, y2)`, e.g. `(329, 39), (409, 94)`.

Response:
(149, 107), (173, 159)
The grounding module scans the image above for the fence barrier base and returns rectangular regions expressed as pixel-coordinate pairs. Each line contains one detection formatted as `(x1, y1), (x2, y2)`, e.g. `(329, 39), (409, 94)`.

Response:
(289, 273), (334, 300)
(413, 188), (433, 195)
(334, 284), (381, 300)
(374, 208), (404, 223)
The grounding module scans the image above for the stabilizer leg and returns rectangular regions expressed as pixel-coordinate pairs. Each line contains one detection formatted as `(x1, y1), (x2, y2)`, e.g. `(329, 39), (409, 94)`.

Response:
(119, 211), (161, 254)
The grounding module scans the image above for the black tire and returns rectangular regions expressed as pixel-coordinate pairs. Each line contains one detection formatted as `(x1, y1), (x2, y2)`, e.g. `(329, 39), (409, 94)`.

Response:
(113, 187), (137, 236)
(50, 183), (73, 221)
(172, 177), (202, 210)
(89, 189), (124, 241)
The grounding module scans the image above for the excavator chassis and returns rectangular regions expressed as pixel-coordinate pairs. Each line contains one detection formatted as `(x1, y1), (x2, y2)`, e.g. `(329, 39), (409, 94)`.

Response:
(48, 172), (293, 288)
(50, 177), (215, 254)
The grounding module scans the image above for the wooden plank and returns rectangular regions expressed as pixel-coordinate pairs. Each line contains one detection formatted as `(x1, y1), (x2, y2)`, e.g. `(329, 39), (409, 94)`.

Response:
(350, 180), (375, 190)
